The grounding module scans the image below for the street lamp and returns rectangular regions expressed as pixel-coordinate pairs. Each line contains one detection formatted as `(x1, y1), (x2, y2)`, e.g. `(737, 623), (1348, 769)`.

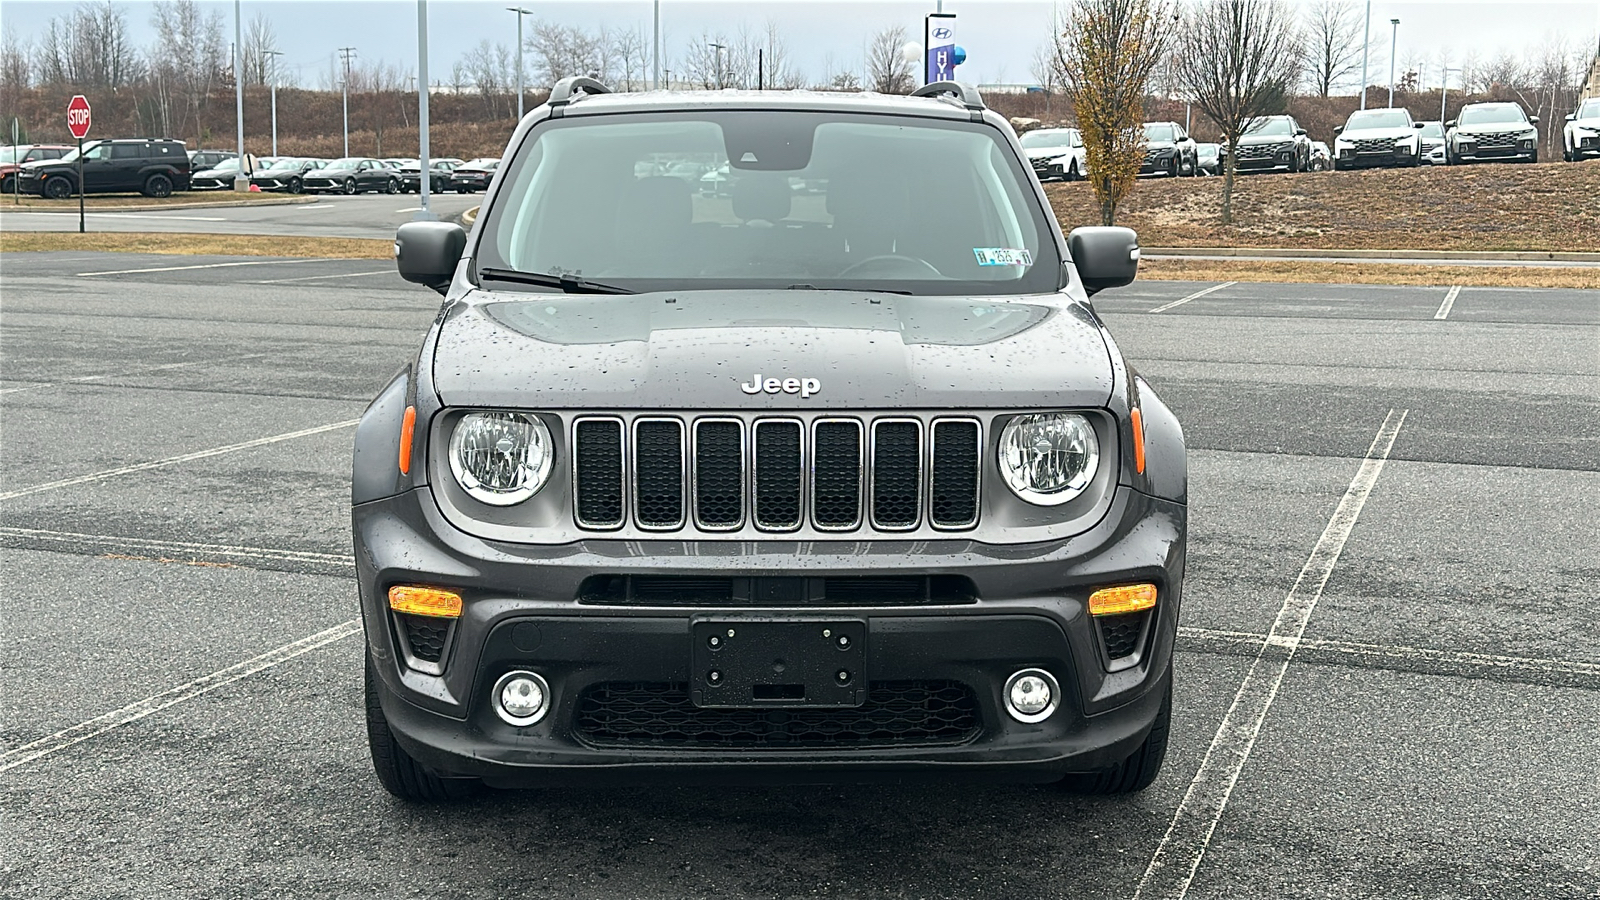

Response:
(338, 46), (356, 158)
(415, 0), (435, 220)
(1359, 1), (1371, 110)
(507, 7), (531, 119)
(233, 0), (246, 191)
(1440, 66), (1460, 122)
(1388, 18), (1400, 109)
(709, 42), (726, 88)
(264, 49), (283, 157)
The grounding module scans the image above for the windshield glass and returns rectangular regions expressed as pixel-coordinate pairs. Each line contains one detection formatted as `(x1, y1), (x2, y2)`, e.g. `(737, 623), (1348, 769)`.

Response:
(1418, 122), (1444, 137)
(1577, 99), (1600, 119)
(1246, 117), (1293, 136)
(205, 158), (242, 173)
(1197, 143), (1219, 157)
(0, 146), (24, 164)
(477, 111), (1060, 296)
(1142, 123), (1175, 143)
(1020, 129), (1074, 149)
(1459, 105), (1526, 126)
(1345, 110), (1410, 130)
(58, 141), (102, 163)
(264, 158), (305, 170)
(324, 157), (363, 169)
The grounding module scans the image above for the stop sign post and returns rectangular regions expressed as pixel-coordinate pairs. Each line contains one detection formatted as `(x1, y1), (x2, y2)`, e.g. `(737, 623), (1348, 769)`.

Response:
(66, 95), (90, 232)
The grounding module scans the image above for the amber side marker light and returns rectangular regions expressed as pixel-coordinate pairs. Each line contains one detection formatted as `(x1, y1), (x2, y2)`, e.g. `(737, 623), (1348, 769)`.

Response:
(398, 405), (417, 474)
(1130, 407), (1146, 475)
(1089, 583), (1157, 617)
(388, 585), (463, 619)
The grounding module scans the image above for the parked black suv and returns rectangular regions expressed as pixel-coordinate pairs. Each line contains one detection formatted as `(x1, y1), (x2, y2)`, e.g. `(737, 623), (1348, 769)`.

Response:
(1233, 115), (1313, 173)
(19, 139), (190, 198)
(361, 78), (1186, 802)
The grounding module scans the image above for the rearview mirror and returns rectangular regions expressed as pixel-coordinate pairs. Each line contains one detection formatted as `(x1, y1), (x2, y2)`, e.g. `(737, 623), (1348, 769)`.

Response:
(1068, 226), (1139, 296)
(395, 221), (467, 295)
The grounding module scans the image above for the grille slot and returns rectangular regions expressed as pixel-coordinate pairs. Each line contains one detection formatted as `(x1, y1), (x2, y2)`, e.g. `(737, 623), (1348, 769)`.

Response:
(870, 420), (922, 529)
(399, 614), (449, 663)
(753, 420), (803, 530)
(573, 418), (624, 528)
(577, 575), (978, 606)
(1099, 611), (1148, 660)
(634, 419), (685, 529)
(812, 420), (863, 529)
(693, 420), (744, 529)
(930, 419), (980, 528)
(575, 680), (981, 748)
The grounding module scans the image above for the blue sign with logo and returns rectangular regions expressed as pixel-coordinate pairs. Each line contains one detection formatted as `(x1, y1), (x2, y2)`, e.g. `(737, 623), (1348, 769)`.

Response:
(925, 13), (957, 84)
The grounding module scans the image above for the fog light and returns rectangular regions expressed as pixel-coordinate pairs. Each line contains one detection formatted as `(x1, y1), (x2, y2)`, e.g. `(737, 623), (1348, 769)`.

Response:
(1003, 668), (1060, 723)
(493, 670), (550, 726)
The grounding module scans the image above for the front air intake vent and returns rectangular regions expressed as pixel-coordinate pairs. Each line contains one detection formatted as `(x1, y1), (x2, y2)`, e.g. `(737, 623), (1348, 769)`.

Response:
(870, 420), (922, 529)
(812, 420), (863, 529)
(633, 419), (685, 529)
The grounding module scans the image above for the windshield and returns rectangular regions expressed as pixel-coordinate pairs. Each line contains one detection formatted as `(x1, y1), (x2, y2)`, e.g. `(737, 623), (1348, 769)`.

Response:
(1345, 110), (1410, 130)
(1142, 123), (1175, 143)
(1245, 118), (1293, 136)
(1418, 122), (1444, 138)
(477, 111), (1060, 296)
(1577, 100), (1600, 119)
(1197, 143), (1219, 157)
(1459, 105), (1526, 126)
(264, 158), (305, 170)
(1020, 129), (1074, 149)
(58, 141), (102, 163)
(205, 158), (242, 173)
(0, 146), (24, 164)
(325, 157), (363, 169)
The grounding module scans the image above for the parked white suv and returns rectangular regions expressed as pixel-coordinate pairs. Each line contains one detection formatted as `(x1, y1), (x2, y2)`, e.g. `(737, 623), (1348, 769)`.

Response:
(1019, 127), (1087, 182)
(1447, 102), (1539, 165)
(1563, 98), (1600, 162)
(1332, 108), (1423, 170)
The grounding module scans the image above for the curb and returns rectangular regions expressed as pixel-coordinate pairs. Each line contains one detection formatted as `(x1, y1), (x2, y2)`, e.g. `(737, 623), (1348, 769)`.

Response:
(0, 196), (318, 214)
(1143, 246), (1600, 263)
(461, 205), (480, 228)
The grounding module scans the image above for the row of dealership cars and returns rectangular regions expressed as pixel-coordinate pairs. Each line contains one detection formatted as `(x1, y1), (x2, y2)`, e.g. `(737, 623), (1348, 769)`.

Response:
(0, 141), (501, 198)
(1020, 98), (1600, 182)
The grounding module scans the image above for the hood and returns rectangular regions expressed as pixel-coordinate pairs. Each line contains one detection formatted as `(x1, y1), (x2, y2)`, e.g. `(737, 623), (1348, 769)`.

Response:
(1238, 132), (1294, 146)
(194, 167), (236, 178)
(1456, 120), (1532, 135)
(1338, 126), (1416, 141)
(1143, 141), (1175, 151)
(431, 290), (1113, 410)
(1025, 147), (1070, 159)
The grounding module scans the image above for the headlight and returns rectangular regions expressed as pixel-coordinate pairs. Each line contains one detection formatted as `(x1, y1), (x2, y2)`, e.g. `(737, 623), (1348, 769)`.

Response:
(448, 411), (553, 505)
(997, 413), (1100, 506)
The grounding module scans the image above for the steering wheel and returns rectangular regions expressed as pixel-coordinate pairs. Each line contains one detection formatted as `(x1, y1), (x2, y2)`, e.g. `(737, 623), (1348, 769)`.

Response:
(837, 254), (944, 279)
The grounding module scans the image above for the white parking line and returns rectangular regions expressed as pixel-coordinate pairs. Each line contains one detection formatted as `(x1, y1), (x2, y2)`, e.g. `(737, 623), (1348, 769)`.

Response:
(76, 259), (332, 277)
(0, 620), (361, 774)
(1434, 285), (1462, 320)
(0, 418), (360, 501)
(0, 353), (267, 395)
(250, 269), (392, 284)
(0, 212), (226, 221)
(1134, 409), (1408, 900)
(0, 526), (354, 567)
(1149, 281), (1237, 314)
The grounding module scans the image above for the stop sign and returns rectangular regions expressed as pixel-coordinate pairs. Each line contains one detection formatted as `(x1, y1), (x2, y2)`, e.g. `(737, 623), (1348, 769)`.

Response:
(66, 95), (91, 140)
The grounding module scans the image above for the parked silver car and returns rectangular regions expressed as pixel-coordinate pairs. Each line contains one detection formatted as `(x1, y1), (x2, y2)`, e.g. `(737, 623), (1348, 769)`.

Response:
(1417, 121), (1446, 164)
(1447, 102), (1539, 165)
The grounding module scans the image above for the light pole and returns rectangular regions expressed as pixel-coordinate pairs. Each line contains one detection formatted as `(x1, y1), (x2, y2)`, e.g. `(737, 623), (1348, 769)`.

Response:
(416, 0), (435, 220)
(507, 7), (530, 119)
(1440, 66), (1460, 123)
(1388, 18), (1400, 108)
(338, 46), (356, 157)
(652, 0), (660, 89)
(265, 49), (282, 157)
(233, 0), (246, 191)
(709, 42), (726, 88)
(1359, 0), (1371, 110)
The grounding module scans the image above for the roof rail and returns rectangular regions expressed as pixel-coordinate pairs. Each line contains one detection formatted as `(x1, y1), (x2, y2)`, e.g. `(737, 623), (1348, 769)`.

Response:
(549, 76), (613, 108)
(910, 81), (986, 112)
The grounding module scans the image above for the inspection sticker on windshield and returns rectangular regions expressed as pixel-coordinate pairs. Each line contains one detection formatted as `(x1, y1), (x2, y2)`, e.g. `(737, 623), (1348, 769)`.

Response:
(973, 248), (1033, 267)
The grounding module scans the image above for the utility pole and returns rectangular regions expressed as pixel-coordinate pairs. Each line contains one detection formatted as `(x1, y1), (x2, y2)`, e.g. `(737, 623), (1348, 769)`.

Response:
(1440, 66), (1459, 123)
(758, 48), (764, 90)
(416, 0), (435, 220)
(265, 49), (282, 157)
(233, 0), (246, 191)
(338, 46), (357, 158)
(1359, 0), (1371, 110)
(1388, 18), (1400, 108)
(710, 42), (726, 89)
(653, 0), (660, 89)
(507, 7), (530, 119)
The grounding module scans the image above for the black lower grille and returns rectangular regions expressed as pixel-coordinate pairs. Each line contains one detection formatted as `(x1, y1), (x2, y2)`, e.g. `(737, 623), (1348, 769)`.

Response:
(575, 680), (981, 748)
(694, 420), (743, 528)
(574, 419), (624, 527)
(813, 421), (862, 528)
(871, 421), (921, 528)
(753, 421), (802, 529)
(1099, 611), (1147, 659)
(578, 574), (978, 606)
(930, 420), (979, 527)
(634, 420), (684, 528)
(398, 614), (449, 663)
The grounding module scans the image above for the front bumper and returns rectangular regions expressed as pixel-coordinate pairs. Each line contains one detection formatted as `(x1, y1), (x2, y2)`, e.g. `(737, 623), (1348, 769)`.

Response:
(1335, 147), (1417, 168)
(356, 484), (1186, 785)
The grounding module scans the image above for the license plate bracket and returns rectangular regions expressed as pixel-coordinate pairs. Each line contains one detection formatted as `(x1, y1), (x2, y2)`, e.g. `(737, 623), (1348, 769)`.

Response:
(691, 618), (866, 708)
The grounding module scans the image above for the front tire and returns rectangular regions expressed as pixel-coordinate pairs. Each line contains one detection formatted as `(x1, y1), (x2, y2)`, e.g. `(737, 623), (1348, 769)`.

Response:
(0, 175), (12, 194)
(365, 654), (480, 802)
(287, 177), (303, 194)
(1057, 672), (1172, 795)
(385, 178), (399, 194)
(342, 177), (357, 195)
(44, 176), (73, 199)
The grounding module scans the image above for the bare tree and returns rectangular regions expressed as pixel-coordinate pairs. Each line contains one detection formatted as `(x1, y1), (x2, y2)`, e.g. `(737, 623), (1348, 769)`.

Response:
(1174, 0), (1301, 225)
(149, 0), (226, 145)
(761, 19), (805, 89)
(529, 22), (610, 86)
(239, 12), (279, 87)
(1301, 0), (1363, 97)
(682, 33), (734, 89)
(866, 25), (914, 94)
(815, 52), (860, 91)
(461, 39), (513, 117)
(612, 25), (647, 90)
(33, 1), (142, 89)
(1054, 0), (1174, 225)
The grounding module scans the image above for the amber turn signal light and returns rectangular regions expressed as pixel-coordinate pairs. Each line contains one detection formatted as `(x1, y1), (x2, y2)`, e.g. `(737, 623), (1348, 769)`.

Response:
(388, 585), (462, 619)
(398, 405), (417, 475)
(1089, 583), (1157, 617)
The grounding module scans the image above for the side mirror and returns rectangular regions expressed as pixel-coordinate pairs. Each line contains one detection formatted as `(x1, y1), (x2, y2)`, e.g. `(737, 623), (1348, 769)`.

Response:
(1414, 122), (1425, 129)
(1446, 119), (1457, 128)
(1333, 125), (1343, 135)
(395, 221), (467, 295)
(1068, 226), (1139, 296)
(1528, 116), (1539, 125)
(1294, 129), (1308, 136)
(1567, 114), (1577, 122)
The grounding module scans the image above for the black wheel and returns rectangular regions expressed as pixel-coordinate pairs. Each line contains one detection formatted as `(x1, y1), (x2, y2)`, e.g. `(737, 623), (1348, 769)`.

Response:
(385, 178), (399, 194)
(342, 177), (357, 195)
(365, 654), (480, 802)
(44, 176), (73, 199)
(143, 174), (173, 198)
(287, 177), (303, 194)
(1168, 157), (1180, 178)
(1067, 160), (1080, 182)
(1057, 671), (1172, 795)
(0, 175), (12, 194)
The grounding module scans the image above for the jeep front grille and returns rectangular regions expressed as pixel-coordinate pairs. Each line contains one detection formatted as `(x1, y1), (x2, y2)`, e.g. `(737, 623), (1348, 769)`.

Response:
(571, 414), (982, 534)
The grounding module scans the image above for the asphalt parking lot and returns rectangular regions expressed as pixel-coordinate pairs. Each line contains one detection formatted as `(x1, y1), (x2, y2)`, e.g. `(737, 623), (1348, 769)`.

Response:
(0, 191), (481, 239)
(2, 253), (1597, 899)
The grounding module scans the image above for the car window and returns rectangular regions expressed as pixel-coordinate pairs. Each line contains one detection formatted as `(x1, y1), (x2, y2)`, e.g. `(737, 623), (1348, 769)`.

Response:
(1577, 100), (1600, 119)
(1019, 130), (1073, 149)
(1246, 118), (1294, 136)
(1419, 122), (1444, 138)
(111, 143), (146, 159)
(1345, 110), (1410, 130)
(1459, 105), (1526, 126)
(84, 143), (112, 160)
(480, 111), (1060, 296)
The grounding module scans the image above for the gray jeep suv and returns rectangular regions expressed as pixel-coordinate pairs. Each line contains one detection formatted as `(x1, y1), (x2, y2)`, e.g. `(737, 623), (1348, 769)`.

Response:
(357, 78), (1187, 801)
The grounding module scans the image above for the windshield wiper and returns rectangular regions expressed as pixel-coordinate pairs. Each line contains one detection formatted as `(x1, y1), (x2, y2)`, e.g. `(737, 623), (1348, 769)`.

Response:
(478, 267), (634, 295)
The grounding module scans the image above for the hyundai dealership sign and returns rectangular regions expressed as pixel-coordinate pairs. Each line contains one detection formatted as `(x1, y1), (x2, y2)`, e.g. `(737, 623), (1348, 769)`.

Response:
(925, 13), (957, 83)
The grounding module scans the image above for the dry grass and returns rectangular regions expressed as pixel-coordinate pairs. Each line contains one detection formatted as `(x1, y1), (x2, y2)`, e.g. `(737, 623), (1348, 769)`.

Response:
(1141, 258), (1600, 289)
(0, 231), (392, 259)
(1045, 159), (1600, 254)
(0, 191), (308, 209)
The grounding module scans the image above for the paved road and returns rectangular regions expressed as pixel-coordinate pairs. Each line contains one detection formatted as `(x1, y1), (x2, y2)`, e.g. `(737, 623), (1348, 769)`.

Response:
(0, 191), (480, 239)
(2, 255), (1597, 898)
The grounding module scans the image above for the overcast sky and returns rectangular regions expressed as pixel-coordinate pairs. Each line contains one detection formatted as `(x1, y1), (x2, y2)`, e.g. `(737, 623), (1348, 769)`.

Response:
(3, 0), (1597, 89)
